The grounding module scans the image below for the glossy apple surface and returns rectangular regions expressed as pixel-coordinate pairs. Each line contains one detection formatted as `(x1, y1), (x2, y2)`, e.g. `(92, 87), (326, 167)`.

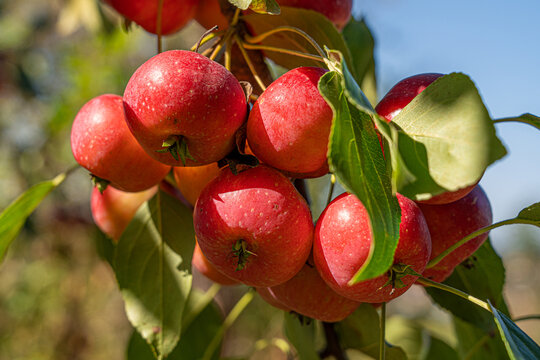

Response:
(314, 193), (432, 303)
(123, 50), (247, 167)
(105, 0), (198, 35)
(71, 94), (170, 192)
(91, 185), (157, 241)
(247, 67), (332, 178)
(194, 166), (313, 287)
(256, 287), (291, 312)
(418, 185), (493, 282)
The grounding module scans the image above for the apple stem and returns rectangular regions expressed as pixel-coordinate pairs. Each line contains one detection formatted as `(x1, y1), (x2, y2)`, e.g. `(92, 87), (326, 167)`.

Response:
(326, 174), (336, 206)
(156, 135), (195, 166)
(235, 36), (268, 91)
(416, 276), (491, 312)
(244, 26), (326, 59)
(232, 239), (256, 271)
(156, 0), (164, 54)
(320, 322), (347, 360)
(241, 42), (325, 63)
(379, 302), (386, 360)
(426, 218), (537, 269)
(194, 26), (219, 53)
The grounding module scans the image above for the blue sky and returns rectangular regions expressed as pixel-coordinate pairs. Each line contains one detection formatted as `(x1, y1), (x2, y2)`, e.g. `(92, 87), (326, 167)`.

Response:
(352, 0), (540, 252)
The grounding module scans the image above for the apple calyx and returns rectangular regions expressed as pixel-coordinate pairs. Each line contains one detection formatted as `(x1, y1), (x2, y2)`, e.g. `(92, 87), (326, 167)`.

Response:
(156, 135), (195, 166)
(379, 263), (423, 294)
(232, 239), (257, 271)
(91, 174), (110, 193)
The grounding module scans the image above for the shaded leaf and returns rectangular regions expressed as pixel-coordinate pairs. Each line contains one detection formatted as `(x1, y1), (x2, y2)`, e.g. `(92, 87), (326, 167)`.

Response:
(283, 312), (320, 360)
(114, 189), (195, 358)
(337, 304), (407, 359)
(249, 0), (280, 15)
(388, 73), (507, 201)
(319, 60), (401, 283)
(126, 289), (223, 360)
(342, 17), (377, 106)
(489, 302), (540, 360)
(426, 239), (509, 332)
(243, 7), (353, 72)
(0, 173), (66, 262)
(454, 317), (508, 360)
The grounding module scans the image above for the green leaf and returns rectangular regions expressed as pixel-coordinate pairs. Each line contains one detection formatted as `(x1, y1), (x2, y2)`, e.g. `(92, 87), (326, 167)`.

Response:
(114, 189), (195, 359)
(496, 113), (540, 130)
(489, 302), (540, 360)
(388, 73), (507, 201)
(243, 7), (353, 71)
(319, 63), (401, 283)
(426, 239), (509, 332)
(126, 289), (223, 360)
(337, 304), (407, 359)
(342, 17), (377, 106)
(453, 317), (508, 360)
(249, 0), (280, 15)
(283, 313), (320, 360)
(228, 0), (251, 10)
(516, 202), (540, 225)
(0, 173), (66, 262)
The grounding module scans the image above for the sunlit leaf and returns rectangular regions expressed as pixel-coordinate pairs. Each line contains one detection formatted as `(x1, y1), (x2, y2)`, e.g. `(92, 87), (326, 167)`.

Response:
(387, 73), (507, 201)
(496, 113), (540, 131)
(516, 202), (540, 225)
(249, 0), (280, 15)
(114, 189), (195, 358)
(319, 56), (401, 283)
(0, 173), (66, 262)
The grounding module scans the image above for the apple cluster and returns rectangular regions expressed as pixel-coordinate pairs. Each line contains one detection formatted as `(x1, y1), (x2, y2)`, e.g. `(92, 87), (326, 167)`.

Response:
(71, 36), (493, 324)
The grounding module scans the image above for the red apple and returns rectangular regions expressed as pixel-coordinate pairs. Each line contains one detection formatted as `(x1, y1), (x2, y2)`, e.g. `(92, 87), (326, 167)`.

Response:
(123, 50), (247, 167)
(269, 259), (361, 322)
(173, 162), (221, 206)
(256, 287), (291, 312)
(314, 193), (432, 303)
(104, 0), (198, 35)
(193, 166), (314, 287)
(418, 185), (493, 282)
(279, 0), (352, 30)
(193, 241), (239, 286)
(195, 0), (229, 30)
(375, 73), (478, 204)
(71, 94), (170, 192)
(247, 67), (332, 178)
(91, 185), (157, 241)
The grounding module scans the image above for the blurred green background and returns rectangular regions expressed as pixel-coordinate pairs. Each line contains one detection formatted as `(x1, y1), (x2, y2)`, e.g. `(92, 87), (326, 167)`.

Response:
(0, 1), (539, 359)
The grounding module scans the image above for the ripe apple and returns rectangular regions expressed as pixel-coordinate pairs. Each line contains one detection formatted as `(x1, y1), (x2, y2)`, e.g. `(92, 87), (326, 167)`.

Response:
(256, 287), (291, 312)
(278, 0), (353, 30)
(91, 185), (157, 241)
(314, 193), (432, 303)
(418, 185), (493, 282)
(173, 163), (221, 206)
(269, 259), (361, 322)
(247, 67), (332, 178)
(104, 0), (198, 35)
(195, 0), (229, 30)
(193, 166), (314, 287)
(71, 94), (171, 192)
(375, 73), (477, 204)
(123, 50), (247, 167)
(193, 241), (239, 286)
